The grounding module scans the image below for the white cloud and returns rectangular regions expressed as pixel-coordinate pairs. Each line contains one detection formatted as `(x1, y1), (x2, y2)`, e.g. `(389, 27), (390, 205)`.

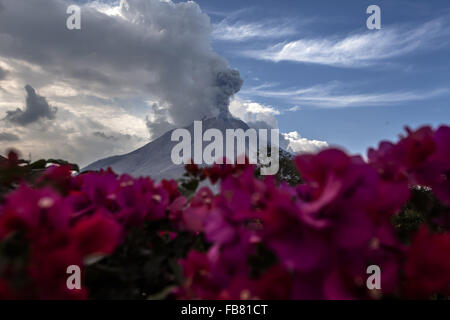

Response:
(282, 131), (328, 154)
(228, 97), (328, 154)
(213, 19), (296, 42)
(229, 98), (279, 129)
(241, 82), (450, 108)
(86, 1), (124, 17)
(288, 106), (301, 112)
(243, 19), (450, 67)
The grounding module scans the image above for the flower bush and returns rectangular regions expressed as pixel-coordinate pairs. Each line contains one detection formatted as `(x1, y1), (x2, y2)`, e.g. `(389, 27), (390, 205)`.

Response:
(0, 125), (448, 300)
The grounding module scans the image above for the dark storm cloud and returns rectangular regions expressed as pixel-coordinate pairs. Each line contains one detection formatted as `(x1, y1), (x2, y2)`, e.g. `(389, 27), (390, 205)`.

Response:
(0, 0), (243, 137)
(5, 85), (57, 125)
(0, 0), (244, 165)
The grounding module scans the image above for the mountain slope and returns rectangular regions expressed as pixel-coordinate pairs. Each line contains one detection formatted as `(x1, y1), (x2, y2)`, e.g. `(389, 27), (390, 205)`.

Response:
(83, 115), (251, 181)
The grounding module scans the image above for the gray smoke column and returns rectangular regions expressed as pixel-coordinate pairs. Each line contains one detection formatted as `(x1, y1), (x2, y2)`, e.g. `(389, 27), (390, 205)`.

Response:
(114, 0), (244, 137)
(214, 69), (244, 115)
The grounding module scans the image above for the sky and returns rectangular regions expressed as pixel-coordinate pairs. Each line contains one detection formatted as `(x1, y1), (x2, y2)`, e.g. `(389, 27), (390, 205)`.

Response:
(0, 0), (449, 166)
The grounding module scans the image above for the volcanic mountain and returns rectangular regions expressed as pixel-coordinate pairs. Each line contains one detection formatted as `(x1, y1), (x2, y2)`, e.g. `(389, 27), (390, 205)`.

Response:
(83, 114), (253, 181)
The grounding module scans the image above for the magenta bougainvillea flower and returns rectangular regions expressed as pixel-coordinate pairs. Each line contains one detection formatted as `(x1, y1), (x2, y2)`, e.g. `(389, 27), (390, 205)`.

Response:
(404, 226), (450, 298)
(0, 186), (71, 240)
(0, 125), (448, 299)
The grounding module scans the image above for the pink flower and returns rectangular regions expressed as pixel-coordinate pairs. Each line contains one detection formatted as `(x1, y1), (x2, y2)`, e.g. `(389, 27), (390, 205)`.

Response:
(168, 196), (187, 225)
(405, 226), (450, 298)
(177, 250), (221, 299)
(0, 279), (15, 300)
(28, 242), (87, 300)
(0, 186), (71, 240)
(295, 150), (378, 248)
(182, 187), (214, 232)
(115, 175), (169, 225)
(37, 165), (74, 194)
(71, 210), (122, 256)
(368, 142), (411, 217)
(1, 124), (449, 300)
(252, 265), (292, 300)
(262, 197), (328, 272)
(79, 170), (120, 212)
(160, 179), (181, 201)
(423, 126), (450, 206)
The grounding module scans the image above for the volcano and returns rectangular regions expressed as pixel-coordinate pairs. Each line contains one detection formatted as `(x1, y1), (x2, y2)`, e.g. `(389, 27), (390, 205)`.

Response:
(83, 114), (252, 181)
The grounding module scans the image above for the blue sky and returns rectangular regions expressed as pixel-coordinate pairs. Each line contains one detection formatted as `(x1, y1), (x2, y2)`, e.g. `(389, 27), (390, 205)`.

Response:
(193, 0), (450, 154)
